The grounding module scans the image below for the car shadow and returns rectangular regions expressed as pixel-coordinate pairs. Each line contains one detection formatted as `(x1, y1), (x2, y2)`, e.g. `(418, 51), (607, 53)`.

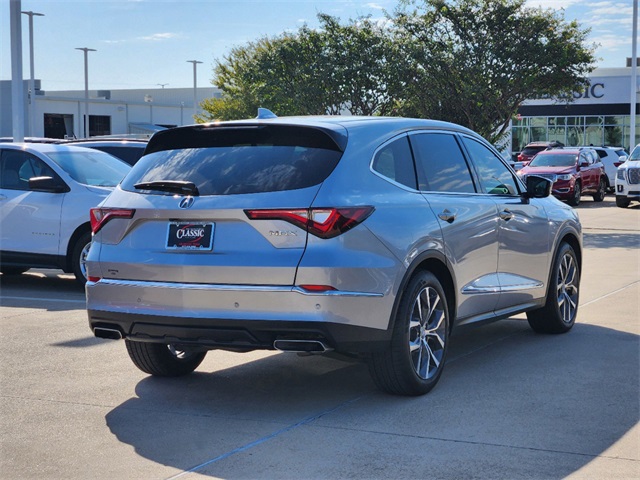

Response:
(104, 321), (639, 478)
(583, 232), (640, 249)
(0, 269), (85, 311)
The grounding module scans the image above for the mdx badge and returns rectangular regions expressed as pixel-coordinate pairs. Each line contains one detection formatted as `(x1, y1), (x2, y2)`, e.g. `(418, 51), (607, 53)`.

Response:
(179, 197), (195, 209)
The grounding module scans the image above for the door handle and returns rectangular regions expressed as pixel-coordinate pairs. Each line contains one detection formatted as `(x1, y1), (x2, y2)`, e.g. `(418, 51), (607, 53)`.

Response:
(438, 209), (456, 224)
(500, 209), (514, 221)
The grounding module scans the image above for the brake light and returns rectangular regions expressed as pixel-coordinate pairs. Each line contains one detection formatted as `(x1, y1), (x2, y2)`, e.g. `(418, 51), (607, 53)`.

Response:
(90, 208), (135, 234)
(245, 207), (374, 239)
(614, 161), (623, 167)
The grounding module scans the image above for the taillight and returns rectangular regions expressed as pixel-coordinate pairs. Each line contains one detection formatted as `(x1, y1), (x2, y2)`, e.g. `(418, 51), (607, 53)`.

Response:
(245, 207), (374, 239)
(614, 161), (622, 167)
(90, 207), (135, 234)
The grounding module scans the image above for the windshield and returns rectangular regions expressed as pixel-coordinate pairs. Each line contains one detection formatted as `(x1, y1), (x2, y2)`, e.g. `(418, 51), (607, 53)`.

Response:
(529, 153), (577, 168)
(629, 145), (640, 161)
(46, 150), (131, 187)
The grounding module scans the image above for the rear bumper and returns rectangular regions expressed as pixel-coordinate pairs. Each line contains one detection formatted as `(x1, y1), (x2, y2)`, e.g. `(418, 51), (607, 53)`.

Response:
(86, 278), (394, 353)
(88, 309), (392, 353)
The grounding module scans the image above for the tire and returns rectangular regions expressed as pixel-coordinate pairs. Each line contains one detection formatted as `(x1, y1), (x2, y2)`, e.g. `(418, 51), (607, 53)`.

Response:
(125, 340), (207, 376)
(368, 271), (449, 396)
(71, 232), (92, 285)
(527, 242), (579, 334)
(568, 182), (581, 206)
(0, 266), (29, 275)
(592, 178), (606, 202)
(616, 196), (630, 208)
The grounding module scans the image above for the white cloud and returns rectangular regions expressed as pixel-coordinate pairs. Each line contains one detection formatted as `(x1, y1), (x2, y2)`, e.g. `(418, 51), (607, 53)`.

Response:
(592, 32), (632, 51)
(365, 2), (385, 10)
(138, 32), (179, 41)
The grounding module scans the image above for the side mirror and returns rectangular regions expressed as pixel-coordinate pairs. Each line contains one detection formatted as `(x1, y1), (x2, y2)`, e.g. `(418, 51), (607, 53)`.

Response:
(29, 176), (69, 193)
(524, 175), (553, 199)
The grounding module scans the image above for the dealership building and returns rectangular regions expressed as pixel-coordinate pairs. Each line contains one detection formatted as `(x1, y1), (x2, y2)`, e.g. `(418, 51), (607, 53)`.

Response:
(513, 67), (639, 155)
(0, 80), (221, 139)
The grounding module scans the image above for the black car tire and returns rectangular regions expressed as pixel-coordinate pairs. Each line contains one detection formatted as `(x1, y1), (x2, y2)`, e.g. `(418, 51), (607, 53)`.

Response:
(125, 340), (207, 376)
(71, 232), (92, 286)
(527, 242), (579, 334)
(368, 271), (449, 396)
(592, 178), (606, 202)
(568, 182), (581, 206)
(616, 196), (630, 208)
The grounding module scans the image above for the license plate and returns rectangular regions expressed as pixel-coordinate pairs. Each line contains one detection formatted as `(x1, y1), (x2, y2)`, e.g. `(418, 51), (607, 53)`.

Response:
(166, 222), (214, 250)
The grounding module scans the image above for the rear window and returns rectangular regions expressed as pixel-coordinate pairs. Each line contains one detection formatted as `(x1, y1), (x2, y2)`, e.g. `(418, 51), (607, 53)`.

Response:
(521, 146), (548, 156)
(121, 126), (343, 195)
(90, 145), (146, 165)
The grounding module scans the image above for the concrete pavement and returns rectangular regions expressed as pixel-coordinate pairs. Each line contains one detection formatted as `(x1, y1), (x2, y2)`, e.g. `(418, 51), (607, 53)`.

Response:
(1, 196), (638, 479)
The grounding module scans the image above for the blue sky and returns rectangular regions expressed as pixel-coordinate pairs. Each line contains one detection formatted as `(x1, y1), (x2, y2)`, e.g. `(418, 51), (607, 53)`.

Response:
(1, 0), (636, 91)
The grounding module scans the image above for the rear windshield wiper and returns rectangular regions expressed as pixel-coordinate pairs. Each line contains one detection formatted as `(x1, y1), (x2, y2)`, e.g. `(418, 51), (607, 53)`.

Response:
(133, 180), (199, 196)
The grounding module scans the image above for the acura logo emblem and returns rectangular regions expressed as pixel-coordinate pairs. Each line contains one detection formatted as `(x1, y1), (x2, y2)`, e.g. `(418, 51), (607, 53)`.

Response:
(179, 197), (195, 209)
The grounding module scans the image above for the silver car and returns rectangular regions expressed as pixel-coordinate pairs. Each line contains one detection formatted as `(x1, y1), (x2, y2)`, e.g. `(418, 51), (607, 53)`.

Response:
(86, 115), (582, 396)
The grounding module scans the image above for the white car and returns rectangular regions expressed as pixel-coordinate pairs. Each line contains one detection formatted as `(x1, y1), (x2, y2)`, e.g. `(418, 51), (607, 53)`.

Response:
(615, 144), (640, 208)
(0, 143), (131, 283)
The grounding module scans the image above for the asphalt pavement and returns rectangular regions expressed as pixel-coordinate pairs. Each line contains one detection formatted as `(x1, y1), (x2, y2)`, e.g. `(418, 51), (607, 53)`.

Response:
(1, 195), (638, 479)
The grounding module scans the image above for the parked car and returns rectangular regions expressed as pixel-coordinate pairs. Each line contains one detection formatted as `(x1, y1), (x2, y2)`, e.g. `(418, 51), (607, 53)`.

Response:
(517, 147), (606, 206)
(615, 143), (640, 208)
(0, 143), (131, 283)
(514, 140), (564, 169)
(577, 145), (625, 191)
(0, 137), (60, 143)
(86, 114), (582, 396)
(61, 138), (148, 166)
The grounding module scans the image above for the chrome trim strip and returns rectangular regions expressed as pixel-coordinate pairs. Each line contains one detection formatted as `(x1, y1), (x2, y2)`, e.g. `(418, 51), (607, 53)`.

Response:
(462, 281), (544, 295)
(95, 278), (383, 297)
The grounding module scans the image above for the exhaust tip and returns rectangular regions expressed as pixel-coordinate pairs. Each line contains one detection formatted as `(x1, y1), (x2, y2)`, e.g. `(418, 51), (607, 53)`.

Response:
(93, 327), (123, 340)
(273, 339), (331, 353)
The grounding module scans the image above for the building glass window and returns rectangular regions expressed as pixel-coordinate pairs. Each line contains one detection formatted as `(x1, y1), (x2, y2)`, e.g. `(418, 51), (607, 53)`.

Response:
(89, 115), (111, 137)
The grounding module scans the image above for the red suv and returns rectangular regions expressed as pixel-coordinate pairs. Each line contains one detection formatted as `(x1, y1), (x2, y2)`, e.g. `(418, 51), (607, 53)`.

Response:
(517, 148), (606, 206)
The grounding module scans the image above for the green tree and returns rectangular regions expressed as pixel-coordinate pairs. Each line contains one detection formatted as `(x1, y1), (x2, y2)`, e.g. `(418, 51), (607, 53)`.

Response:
(392, 0), (596, 143)
(198, 14), (398, 121)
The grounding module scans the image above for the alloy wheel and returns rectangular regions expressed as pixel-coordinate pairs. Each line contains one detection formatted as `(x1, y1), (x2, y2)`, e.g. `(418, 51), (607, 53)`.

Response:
(408, 286), (446, 380)
(557, 252), (579, 324)
(79, 242), (91, 280)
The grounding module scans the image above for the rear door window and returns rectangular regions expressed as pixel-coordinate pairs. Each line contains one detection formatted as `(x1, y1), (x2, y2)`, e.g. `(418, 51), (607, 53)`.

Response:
(409, 132), (476, 193)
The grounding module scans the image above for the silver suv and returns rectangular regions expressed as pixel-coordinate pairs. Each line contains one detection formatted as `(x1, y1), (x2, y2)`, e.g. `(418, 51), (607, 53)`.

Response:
(86, 115), (582, 396)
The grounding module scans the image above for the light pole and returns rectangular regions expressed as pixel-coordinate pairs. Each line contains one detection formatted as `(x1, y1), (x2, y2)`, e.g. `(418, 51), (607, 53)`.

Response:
(22, 10), (44, 137)
(186, 60), (202, 122)
(10, 0), (24, 142)
(631, 0), (638, 149)
(76, 47), (96, 138)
